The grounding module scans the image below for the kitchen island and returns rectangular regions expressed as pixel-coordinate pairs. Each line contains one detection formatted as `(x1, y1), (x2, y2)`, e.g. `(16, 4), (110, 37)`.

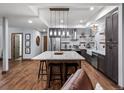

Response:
(32, 51), (85, 88)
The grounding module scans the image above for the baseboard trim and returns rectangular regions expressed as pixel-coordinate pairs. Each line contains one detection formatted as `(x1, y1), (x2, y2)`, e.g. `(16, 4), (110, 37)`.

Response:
(2, 71), (8, 74)
(0, 58), (11, 61)
(1, 58), (33, 61)
(23, 59), (31, 61)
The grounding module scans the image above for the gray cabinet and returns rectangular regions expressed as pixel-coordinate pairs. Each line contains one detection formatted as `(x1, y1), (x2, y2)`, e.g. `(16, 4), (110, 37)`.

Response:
(105, 8), (118, 83)
(98, 54), (105, 73)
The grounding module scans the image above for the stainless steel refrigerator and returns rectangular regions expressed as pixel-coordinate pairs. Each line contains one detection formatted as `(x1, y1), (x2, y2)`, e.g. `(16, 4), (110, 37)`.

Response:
(50, 37), (60, 51)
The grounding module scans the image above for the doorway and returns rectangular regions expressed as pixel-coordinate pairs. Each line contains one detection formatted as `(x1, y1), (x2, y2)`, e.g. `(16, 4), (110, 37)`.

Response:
(43, 36), (47, 51)
(11, 33), (23, 61)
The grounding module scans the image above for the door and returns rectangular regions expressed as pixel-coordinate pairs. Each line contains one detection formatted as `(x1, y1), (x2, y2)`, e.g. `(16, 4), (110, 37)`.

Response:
(15, 35), (20, 59)
(44, 36), (47, 51)
(11, 33), (23, 61)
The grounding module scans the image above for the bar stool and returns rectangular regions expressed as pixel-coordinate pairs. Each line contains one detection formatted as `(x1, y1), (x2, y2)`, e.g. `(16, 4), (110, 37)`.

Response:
(65, 63), (78, 80)
(48, 63), (63, 88)
(38, 60), (47, 80)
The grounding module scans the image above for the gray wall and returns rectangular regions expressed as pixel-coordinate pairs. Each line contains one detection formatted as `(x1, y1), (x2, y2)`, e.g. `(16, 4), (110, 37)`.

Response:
(0, 26), (44, 59)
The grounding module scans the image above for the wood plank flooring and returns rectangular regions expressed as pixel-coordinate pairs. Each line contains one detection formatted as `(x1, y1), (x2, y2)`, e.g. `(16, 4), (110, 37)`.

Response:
(0, 60), (119, 90)
(0, 60), (46, 90)
(81, 61), (119, 90)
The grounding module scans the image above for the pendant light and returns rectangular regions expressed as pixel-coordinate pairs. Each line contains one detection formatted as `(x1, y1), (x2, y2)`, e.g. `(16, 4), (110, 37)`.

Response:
(49, 8), (69, 37)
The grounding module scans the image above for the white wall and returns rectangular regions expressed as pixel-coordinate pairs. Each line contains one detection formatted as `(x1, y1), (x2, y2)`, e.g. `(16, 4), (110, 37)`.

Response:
(0, 26), (44, 59)
(95, 17), (105, 52)
(118, 4), (124, 87)
(95, 6), (118, 21)
(0, 26), (2, 57)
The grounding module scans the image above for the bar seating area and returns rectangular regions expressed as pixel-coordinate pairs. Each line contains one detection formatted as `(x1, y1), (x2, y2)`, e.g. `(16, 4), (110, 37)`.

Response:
(38, 62), (79, 88)
(48, 63), (63, 88)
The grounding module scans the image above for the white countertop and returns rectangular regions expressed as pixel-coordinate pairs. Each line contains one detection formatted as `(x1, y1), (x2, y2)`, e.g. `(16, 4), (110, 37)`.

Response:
(32, 51), (85, 61)
(86, 49), (105, 56)
(92, 50), (105, 56)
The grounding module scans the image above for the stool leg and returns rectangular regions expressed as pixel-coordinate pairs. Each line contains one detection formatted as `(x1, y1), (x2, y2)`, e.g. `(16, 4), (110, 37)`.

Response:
(48, 65), (52, 88)
(45, 61), (47, 73)
(65, 65), (68, 80)
(75, 65), (77, 72)
(60, 65), (63, 86)
(38, 61), (42, 79)
(41, 61), (44, 73)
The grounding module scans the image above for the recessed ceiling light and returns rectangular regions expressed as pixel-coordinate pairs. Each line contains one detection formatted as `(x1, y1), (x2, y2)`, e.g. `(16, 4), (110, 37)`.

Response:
(43, 29), (46, 32)
(90, 7), (94, 11)
(60, 19), (64, 23)
(80, 20), (83, 23)
(28, 20), (32, 24)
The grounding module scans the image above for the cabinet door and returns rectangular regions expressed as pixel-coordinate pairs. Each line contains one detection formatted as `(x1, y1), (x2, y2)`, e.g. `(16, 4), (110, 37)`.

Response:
(112, 12), (118, 44)
(105, 15), (113, 79)
(111, 12), (118, 83)
(112, 44), (118, 83)
(105, 15), (112, 43)
(106, 46), (113, 79)
(105, 10), (118, 83)
(98, 54), (105, 73)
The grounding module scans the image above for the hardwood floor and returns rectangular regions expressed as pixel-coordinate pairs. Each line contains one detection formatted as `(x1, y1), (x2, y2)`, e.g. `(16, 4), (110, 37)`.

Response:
(0, 60), (119, 90)
(82, 61), (119, 89)
(0, 60), (46, 90)
(0, 60), (2, 71)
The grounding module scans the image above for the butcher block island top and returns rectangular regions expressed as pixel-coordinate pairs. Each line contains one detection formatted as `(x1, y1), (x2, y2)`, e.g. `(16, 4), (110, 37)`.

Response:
(32, 51), (85, 61)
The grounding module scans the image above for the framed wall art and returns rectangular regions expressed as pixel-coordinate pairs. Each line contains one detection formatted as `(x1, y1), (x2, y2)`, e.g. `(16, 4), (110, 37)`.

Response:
(25, 40), (30, 47)
(25, 48), (31, 54)
(25, 34), (31, 40)
(25, 33), (31, 54)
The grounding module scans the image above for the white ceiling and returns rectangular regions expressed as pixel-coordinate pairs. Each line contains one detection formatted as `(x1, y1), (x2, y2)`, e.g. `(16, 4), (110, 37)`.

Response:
(0, 3), (119, 31)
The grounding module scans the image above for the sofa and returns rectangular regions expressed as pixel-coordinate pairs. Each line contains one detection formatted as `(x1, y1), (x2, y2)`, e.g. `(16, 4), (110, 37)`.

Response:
(61, 67), (120, 90)
(61, 69), (93, 90)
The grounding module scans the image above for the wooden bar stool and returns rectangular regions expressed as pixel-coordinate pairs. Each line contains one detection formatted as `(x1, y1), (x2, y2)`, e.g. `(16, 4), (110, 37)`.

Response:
(48, 63), (63, 88)
(38, 60), (47, 80)
(65, 63), (78, 80)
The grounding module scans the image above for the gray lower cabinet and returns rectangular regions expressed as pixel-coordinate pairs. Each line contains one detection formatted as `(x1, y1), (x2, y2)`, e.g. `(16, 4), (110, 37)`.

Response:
(98, 54), (105, 73)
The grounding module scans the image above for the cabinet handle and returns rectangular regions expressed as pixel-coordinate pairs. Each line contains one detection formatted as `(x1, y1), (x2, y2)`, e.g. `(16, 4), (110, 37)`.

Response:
(112, 41), (118, 44)
(109, 45), (112, 49)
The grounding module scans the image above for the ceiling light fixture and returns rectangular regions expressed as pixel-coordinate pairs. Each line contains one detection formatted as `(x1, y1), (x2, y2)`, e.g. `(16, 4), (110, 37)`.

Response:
(90, 7), (94, 11)
(80, 20), (83, 23)
(28, 20), (32, 24)
(43, 29), (46, 32)
(60, 19), (64, 23)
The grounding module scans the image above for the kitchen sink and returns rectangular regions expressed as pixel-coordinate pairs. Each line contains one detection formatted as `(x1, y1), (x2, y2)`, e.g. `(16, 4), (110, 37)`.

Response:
(86, 49), (92, 56)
